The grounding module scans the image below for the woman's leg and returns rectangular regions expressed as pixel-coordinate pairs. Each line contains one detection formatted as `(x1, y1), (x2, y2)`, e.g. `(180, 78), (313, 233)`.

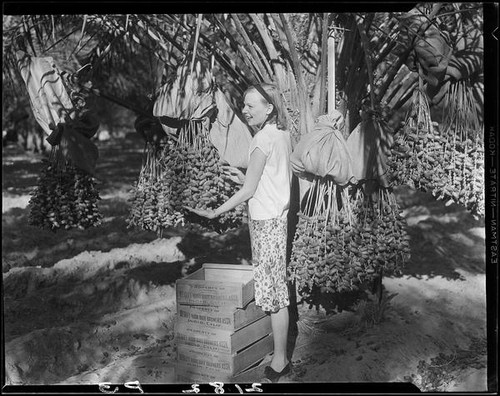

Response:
(249, 218), (290, 372)
(270, 306), (289, 371)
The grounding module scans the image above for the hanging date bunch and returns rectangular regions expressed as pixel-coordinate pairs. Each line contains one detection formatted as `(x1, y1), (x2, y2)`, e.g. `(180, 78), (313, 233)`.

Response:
(126, 137), (181, 235)
(127, 119), (246, 235)
(352, 186), (411, 277)
(440, 80), (484, 217)
(28, 146), (102, 231)
(387, 81), (484, 218)
(160, 120), (246, 233)
(289, 178), (410, 309)
(387, 86), (437, 189)
(289, 178), (357, 299)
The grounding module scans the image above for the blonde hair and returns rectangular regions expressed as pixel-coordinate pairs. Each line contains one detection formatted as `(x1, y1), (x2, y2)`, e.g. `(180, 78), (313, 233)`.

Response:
(244, 83), (288, 130)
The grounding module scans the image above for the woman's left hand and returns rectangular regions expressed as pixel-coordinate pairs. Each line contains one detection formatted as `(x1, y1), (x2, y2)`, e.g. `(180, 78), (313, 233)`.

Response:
(184, 206), (218, 219)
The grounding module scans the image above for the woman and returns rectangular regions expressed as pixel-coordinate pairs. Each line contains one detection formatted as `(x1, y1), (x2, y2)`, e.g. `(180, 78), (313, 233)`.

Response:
(185, 83), (292, 382)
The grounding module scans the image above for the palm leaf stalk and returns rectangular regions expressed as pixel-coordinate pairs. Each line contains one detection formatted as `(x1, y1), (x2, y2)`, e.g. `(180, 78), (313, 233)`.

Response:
(162, 14), (253, 87)
(317, 13), (329, 118)
(355, 14), (376, 109)
(278, 13), (313, 136)
(327, 26), (337, 113)
(248, 13), (288, 89)
(203, 17), (259, 86)
(189, 14), (203, 74)
(231, 14), (272, 82)
(211, 15), (262, 84)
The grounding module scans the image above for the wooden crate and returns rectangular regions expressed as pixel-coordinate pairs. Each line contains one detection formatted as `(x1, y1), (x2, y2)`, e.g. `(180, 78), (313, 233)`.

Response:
(176, 364), (233, 383)
(175, 313), (272, 355)
(176, 263), (254, 308)
(176, 301), (266, 332)
(176, 333), (273, 383)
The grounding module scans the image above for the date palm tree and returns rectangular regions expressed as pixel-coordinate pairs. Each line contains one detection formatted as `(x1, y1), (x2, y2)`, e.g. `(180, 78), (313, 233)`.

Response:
(2, 6), (486, 309)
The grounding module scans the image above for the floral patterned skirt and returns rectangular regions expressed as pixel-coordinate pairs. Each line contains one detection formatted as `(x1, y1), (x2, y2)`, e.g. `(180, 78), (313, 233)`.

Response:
(248, 217), (289, 313)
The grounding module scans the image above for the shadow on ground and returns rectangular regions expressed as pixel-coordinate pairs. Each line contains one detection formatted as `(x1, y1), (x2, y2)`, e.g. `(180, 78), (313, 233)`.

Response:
(176, 226), (252, 274)
(2, 199), (161, 272)
(394, 186), (485, 281)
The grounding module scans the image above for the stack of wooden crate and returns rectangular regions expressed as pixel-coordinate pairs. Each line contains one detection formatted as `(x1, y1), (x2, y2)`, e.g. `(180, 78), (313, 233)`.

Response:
(174, 263), (273, 383)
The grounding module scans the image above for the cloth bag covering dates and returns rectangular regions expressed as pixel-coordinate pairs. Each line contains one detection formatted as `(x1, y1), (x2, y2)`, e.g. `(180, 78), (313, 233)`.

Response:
(16, 51), (99, 175)
(291, 110), (356, 186)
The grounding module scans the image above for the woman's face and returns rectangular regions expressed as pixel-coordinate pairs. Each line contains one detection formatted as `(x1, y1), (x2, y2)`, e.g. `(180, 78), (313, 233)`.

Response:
(242, 90), (272, 127)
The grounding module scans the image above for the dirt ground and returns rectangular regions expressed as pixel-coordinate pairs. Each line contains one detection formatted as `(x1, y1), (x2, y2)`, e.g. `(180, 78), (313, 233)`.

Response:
(2, 135), (489, 391)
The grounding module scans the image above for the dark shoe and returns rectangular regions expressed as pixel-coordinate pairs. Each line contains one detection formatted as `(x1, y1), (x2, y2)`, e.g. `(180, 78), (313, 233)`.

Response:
(263, 363), (291, 383)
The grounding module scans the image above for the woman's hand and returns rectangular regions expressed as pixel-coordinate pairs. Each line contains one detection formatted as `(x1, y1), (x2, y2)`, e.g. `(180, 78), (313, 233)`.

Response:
(222, 165), (245, 185)
(183, 206), (218, 219)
